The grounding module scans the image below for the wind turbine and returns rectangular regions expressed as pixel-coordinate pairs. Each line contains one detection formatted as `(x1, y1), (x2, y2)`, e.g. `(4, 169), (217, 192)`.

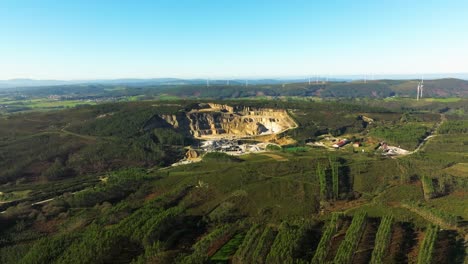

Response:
(206, 78), (210, 88)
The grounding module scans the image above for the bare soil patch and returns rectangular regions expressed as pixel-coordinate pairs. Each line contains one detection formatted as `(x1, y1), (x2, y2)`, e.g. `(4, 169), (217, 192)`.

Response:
(407, 230), (424, 264)
(385, 223), (417, 263)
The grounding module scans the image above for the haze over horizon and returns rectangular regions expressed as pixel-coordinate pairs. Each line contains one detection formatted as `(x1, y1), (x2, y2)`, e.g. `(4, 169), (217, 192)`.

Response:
(1, 0), (468, 80)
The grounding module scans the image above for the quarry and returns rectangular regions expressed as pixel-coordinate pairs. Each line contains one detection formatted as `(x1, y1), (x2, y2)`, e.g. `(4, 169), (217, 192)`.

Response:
(156, 103), (298, 165)
(157, 103), (298, 140)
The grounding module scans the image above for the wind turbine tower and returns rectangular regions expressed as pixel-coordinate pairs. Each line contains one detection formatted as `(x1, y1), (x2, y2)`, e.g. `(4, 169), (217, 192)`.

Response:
(207, 79), (210, 88)
(416, 77), (424, 101)
(419, 77), (424, 99)
(416, 81), (420, 100)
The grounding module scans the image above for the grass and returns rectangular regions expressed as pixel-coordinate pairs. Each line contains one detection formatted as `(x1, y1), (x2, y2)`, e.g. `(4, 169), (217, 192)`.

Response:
(156, 94), (181, 100)
(443, 163), (468, 178)
(426, 194), (468, 219)
(0, 98), (97, 112)
(423, 98), (462, 102)
(373, 185), (424, 204)
(283, 146), (309, 153)
(0, 190), (31, 202)
(347, 204), (429, 228)
(210, 233), (245, 263)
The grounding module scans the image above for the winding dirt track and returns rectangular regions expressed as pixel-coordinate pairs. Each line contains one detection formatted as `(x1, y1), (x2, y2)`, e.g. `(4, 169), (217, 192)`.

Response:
(406, 113), (446, 155)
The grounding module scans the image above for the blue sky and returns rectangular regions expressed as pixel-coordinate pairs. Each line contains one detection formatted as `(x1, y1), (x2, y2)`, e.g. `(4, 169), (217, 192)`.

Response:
(1, 0), (467, 79)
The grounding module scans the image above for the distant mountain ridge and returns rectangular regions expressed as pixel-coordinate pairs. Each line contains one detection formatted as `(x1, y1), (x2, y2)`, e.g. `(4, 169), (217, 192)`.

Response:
(1, 78), (467, 98)
(2, 74), (467, 89)
(0, 79), (78, 88)
(0, 78), (293, 89)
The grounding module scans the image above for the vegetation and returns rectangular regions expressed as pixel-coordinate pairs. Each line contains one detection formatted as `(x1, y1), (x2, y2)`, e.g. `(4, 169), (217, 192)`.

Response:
(370, 123), (430, 150)
(417, 225), (439, 264)
(317, 163), (328, 200)
(210, 233), (245, 263)
(181, 224), (235, 264)
(333, 212), (367, 264)
(265, 221), (311, 264)
(203, 152), (243, 163)
(402, 201), (460, 228)
(370, 215), (393, 264)
(329, 157), (339, 199)
(438, 120), (468, 134)
(311, 213), (341, 264)
(232, 224), (262, 264)
(421, 175), (436, 200)
(251, 226), (277, 264)
(0, 96), (466, 263)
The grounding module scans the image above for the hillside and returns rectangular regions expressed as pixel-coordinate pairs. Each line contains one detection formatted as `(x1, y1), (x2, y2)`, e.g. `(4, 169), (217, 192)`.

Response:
(0, 98), (466, 263)
(0, 79), (467, 114)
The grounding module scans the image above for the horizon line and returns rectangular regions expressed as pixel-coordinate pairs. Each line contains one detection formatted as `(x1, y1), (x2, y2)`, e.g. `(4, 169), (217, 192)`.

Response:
(2, 72), (468, 82)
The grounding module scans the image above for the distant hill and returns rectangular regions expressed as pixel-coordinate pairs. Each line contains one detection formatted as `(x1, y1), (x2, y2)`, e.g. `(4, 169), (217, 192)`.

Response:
(0, 79), (78, 89)
(319, 78), (468, 98)
(1, 78), (467, 99)
(0, 78), (315, 89)
(388, 78), (468, 97)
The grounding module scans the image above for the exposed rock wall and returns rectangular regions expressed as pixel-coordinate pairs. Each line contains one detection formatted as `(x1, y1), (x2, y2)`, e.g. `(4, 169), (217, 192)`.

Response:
(152, 103), (297, 139)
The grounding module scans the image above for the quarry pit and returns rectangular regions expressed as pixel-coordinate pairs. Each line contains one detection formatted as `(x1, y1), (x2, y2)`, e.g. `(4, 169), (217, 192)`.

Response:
(158, 103), (298, 140)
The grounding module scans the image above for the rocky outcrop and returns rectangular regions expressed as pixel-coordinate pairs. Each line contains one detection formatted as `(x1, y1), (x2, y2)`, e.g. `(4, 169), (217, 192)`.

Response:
(160, 114), (179, 128)
(361, 115), (374, 124)
(185, 149), (199, 159)
(206, 103), (234, 113)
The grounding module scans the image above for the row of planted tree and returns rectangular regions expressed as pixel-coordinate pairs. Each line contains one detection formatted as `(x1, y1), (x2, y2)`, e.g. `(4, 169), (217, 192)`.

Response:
(197, 213), (443, 264)
(8, 204), (446, 264)
(317, 156), (348, 201)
